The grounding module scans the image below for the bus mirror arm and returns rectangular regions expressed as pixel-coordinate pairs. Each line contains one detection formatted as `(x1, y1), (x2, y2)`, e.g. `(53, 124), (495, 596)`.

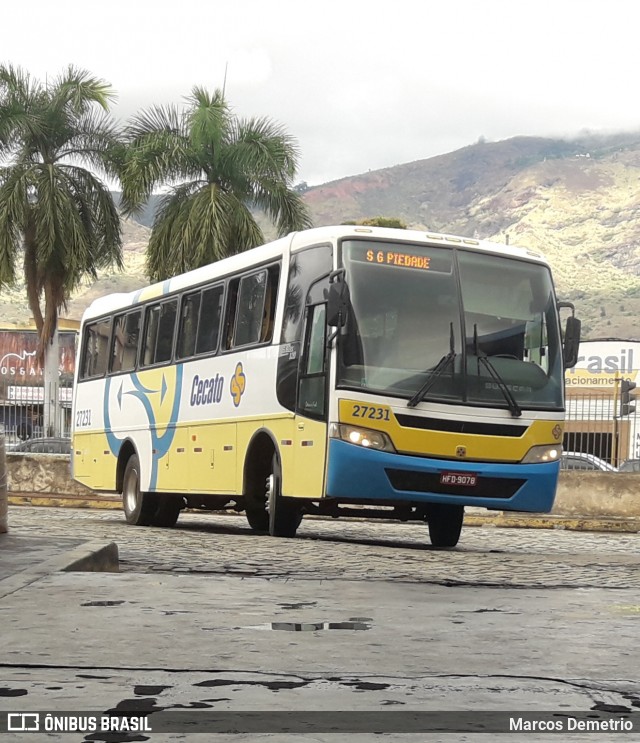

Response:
(557, 301), (581, 369)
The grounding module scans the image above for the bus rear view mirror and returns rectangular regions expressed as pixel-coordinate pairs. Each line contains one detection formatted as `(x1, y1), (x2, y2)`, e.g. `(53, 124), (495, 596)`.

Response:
(563, 316), (581, 369)
(558, 301), (581, 369)
(327, 270), (350, 327)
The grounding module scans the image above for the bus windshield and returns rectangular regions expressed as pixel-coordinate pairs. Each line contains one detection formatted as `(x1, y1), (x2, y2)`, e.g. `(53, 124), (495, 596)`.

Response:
(337, 239), (564, 411)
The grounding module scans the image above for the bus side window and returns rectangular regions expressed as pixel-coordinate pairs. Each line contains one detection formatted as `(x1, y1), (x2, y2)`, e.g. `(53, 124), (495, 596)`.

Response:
(282, 245), (333, 345)
(224, 280), (240, 350)
(110, 311), (141, 373)
(155, 301), (177, 363)
(224, 263), (280, 351)
(297, 303), (327, 418)
(81, 319), (112, 379)
(234, 270), (267, 347)
(260, 265), (280, 343)
(142, 306), (160, 366)
(196, 285), (224, 354)
(142, 300), (177, 366)
(177, 292), (201, 359)
(305, 304), (327, 374)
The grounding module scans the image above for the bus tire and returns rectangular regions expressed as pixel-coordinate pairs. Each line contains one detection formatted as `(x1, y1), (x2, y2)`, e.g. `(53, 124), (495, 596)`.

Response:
(267, 453), (302, 538)
(245, 507), (269, 533)
(122, 454), (156, 526)
(428, 504), (464, 548)
(243, 447), (270, 532)
(151, 495), (182, 528)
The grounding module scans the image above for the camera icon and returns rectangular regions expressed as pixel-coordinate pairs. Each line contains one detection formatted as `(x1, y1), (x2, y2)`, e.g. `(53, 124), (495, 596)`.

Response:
(7, 713), (40, 732)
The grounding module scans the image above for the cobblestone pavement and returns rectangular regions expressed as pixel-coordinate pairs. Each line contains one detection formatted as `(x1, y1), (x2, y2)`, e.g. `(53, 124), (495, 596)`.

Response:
(8, 505), (640, 588)
(4, 505), (640, 742)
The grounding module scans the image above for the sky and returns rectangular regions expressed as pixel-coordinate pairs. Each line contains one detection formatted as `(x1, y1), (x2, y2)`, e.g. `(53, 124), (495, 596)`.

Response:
(3, 0), (640, 186)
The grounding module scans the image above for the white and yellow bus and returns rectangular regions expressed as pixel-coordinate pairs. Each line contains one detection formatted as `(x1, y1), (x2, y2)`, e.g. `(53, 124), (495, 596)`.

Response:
(71, 225), (580, 547)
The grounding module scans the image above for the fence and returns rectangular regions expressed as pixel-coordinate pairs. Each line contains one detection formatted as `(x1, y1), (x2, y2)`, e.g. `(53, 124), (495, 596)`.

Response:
(0, 380), (72, 452)
(564, 389), (639, 470)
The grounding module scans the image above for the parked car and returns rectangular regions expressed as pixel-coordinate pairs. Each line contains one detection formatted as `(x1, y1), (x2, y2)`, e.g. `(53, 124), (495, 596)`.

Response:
(618, 459), (640, 473)
(561, 451), (617, 472)
(10, 437), (71, 454)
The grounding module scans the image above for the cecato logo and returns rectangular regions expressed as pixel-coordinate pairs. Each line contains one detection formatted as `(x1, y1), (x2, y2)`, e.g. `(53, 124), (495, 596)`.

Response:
(230, 362), (246, 407)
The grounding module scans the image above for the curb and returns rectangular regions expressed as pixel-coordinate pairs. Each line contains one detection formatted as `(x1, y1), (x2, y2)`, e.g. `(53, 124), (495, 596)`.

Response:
(55, 540), (120, 573)
(8, 493), (121, 509)
(0, 541), (119, 599)
(465, 514), (640, 533)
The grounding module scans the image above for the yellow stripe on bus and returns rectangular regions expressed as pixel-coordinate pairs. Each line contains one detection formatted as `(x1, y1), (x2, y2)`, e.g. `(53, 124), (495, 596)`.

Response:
(339, 399), (562, 462)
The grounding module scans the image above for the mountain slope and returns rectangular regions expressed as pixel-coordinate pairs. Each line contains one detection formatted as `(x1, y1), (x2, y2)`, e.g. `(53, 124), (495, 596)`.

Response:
(304, 134), (640, 338)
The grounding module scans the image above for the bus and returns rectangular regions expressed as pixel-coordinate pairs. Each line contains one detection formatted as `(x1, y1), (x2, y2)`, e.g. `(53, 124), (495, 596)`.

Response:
(71, 225), (580, 547)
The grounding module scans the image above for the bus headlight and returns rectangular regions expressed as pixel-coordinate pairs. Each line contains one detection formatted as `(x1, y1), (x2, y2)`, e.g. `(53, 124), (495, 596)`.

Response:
(329, 423), (396, 453)
(521, 445), (562, 464)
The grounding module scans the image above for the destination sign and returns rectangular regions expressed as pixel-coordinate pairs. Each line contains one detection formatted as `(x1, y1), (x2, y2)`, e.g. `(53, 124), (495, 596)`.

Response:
(345, 241), (453, 273)
(365, 249), (431, 269)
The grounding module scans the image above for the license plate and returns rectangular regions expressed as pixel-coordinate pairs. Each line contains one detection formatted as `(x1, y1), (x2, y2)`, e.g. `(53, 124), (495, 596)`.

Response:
(440, 471), (477, 487)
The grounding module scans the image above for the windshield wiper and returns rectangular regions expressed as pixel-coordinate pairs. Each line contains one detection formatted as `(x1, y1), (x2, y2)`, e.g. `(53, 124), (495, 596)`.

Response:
(407, 323), (456, 408)
(473, 324), (522, 418)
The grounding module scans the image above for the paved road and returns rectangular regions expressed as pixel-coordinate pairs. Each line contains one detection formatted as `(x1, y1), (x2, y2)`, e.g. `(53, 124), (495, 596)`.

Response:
(8, 505), (640, 588)
(2, 506), (640, 742)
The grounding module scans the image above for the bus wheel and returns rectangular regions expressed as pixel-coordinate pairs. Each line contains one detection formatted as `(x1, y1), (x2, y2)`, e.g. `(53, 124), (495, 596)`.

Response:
(243, 453), (269, 532)
(267, 454), (302, 538)
(151, 495), (182, 528)
(122, 454), (156, 526)
(427, 504), (464, 548)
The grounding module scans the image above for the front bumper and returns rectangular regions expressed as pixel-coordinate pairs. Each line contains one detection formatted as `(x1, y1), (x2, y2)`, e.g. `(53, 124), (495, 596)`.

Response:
(325, 439), (559, 512)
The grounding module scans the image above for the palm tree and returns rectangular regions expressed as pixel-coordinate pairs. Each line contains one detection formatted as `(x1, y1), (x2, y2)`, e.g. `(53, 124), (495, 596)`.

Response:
(119, 87), (312, 281)
(0, 64), (123, 432)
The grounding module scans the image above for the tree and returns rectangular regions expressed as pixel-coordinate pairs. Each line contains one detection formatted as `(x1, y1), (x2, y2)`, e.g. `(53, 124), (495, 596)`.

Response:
(0, 64), (123, 432)
(119, 87), (312, 281)
(342, 217), (408, 229)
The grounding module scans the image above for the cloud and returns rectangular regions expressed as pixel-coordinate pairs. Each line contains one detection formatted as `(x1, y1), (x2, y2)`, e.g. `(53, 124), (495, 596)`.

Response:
(3, 0), (640, 185)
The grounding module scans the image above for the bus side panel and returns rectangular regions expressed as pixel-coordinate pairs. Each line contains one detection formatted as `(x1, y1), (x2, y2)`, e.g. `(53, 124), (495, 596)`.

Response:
(188, 421), (237, 494)
(290, 415), (328, 498)
(156, 424), (191, 492)
(72, 431), (117, 491)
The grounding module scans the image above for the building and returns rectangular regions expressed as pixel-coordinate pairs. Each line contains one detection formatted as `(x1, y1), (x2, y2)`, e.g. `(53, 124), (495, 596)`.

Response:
(0, 320), (79, 439)
(564, 338), (640, 465)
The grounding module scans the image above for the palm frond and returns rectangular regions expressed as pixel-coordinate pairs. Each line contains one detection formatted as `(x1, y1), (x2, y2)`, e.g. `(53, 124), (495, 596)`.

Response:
(125, 104), (185, 141)
(231, 116), (300, 180)
(49, 65), (116, 114)
(126, 85), (309, 273)
(187, 87), (228, 166)
(0, 65), (47, 158)
(253, 180), (313, 235)
(120, 106), (199, 214)
(0, 63), (123, 347)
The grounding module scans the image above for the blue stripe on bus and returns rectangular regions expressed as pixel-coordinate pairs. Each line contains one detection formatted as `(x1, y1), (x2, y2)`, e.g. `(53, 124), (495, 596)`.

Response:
(325, 439), (559, 513)
(103, 366), (184, 490)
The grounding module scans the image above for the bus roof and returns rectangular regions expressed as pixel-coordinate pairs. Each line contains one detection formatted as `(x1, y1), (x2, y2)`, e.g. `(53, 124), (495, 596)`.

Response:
(81, 225), (549, 321)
